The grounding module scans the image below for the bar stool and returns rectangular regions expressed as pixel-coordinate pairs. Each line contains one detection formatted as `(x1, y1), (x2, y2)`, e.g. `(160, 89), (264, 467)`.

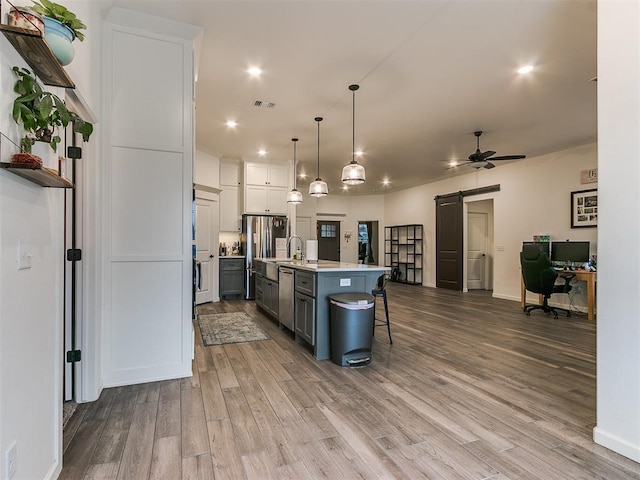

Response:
(371, 274), (393, 344)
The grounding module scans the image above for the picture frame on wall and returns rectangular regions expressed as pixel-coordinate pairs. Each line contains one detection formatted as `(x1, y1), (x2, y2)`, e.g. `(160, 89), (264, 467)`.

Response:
(571, 189), (598, 228)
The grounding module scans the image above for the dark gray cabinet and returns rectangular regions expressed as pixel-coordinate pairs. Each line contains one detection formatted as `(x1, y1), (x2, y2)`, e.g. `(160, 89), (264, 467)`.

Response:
(294, 292), (315, 345)
(294, 271), (316, 345)
(263, 278), (279, 318)
(219, 257), (245, 298)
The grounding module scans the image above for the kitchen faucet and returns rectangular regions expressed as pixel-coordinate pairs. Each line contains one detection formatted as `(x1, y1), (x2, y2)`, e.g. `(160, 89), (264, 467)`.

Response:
(287, 235), (304, 260)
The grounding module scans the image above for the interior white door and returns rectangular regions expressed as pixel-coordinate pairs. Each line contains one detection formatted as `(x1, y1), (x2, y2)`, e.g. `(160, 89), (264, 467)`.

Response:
(195, 196), (218, 304)
(296, 216), (312, 245)
(467, 212), (487, 290)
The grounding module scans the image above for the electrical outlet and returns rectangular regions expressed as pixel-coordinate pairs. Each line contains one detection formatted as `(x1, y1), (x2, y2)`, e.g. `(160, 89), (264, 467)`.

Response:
(575, 285), (583, 294)
(4, 441), (17, 479)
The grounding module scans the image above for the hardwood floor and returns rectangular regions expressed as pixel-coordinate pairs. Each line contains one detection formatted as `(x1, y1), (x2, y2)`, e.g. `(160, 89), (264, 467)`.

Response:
(60, 284), (640, 479)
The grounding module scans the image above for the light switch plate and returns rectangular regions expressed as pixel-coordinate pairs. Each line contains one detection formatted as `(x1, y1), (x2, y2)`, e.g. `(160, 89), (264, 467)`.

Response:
(17, 240), (32, 270)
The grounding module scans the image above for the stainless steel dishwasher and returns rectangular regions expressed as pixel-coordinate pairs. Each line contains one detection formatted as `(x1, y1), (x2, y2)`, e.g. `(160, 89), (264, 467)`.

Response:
(278, 267), (295, 331)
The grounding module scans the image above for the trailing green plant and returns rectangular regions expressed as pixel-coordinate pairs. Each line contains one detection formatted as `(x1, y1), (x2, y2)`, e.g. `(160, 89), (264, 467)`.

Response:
(30, 0), (86, 41)
(12, 66), (93, 153)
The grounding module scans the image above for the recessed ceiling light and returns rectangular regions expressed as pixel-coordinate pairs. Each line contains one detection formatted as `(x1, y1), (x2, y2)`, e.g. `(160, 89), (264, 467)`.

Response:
(517, 65), (534, 74)
(382, 179), (390, 186)
(226, 120), (237, 128)
(258, 149), (267, 156)
(248, 66), (262, 77)
(355, 150), (364, 157)
(299, 172), (307, 179)
(342, 185), (349, 191)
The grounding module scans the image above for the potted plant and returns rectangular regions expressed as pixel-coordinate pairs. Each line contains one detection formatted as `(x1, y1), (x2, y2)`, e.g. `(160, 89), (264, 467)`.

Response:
(11, 66), (93, 165)
(30, 0), (87, 66)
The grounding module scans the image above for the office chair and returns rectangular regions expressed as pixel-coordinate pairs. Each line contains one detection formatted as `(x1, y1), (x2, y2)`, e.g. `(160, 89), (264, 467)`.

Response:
(520, 244), (574, 319)
(372, 274), (393, 343)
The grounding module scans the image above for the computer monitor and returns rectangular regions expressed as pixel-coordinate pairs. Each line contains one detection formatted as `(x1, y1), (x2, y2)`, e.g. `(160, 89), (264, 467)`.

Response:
(550, 241), (590, 264)
(522, 241), (550, 257)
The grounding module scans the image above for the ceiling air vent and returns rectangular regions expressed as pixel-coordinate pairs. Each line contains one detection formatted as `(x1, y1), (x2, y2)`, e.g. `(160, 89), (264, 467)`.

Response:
(253, 100), (276, 108)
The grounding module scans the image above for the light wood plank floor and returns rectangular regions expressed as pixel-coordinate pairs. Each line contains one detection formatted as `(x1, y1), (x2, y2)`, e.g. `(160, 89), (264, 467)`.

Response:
(60, 284), (640, 479)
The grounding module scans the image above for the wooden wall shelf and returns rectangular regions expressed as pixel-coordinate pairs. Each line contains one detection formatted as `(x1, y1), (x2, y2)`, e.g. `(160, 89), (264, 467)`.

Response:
(0, 162), (73, 188)
(0, 24), (75, 88)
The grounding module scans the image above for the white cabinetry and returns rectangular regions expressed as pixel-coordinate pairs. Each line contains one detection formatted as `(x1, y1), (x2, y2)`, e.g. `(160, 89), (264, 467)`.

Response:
(220, 162), (240, 232)
(244, 162), (289, 214)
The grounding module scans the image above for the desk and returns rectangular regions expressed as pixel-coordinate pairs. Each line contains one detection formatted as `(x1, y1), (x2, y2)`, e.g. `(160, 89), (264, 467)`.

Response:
(520, 270), (597, 320)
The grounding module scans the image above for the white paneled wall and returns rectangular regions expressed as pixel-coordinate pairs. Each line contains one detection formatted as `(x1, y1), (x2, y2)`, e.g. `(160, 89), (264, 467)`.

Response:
(102, 10), (202, 386)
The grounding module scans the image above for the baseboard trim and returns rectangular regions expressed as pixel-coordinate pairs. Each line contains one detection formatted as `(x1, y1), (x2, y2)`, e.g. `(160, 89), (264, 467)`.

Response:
(594, 426), (640, 463)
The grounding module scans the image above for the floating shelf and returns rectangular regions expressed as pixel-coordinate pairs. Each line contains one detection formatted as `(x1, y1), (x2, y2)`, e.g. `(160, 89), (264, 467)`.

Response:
(0, 23), (75, 88)
(0, 162), (73, 188)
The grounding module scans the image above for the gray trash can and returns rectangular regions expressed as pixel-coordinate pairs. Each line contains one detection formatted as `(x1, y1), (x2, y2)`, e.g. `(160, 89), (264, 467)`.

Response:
(328, 293), (375, 367)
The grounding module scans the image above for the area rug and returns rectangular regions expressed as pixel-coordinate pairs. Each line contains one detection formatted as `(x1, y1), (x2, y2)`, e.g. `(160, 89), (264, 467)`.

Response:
(198, 312), (270, 346)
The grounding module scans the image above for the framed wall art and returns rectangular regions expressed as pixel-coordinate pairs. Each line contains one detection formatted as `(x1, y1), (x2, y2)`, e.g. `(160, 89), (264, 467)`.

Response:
(571, 189), (597, 228)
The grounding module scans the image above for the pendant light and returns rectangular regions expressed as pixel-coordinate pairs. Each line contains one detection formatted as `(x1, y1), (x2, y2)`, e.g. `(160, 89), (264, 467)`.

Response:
(309, 116), (328, 197)
(342, 84), (366, 185)
(286, 138), (303, 204)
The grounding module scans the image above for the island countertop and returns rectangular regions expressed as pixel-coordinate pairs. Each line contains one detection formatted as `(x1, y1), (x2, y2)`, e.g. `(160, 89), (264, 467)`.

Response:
(258, 258), (389, 273)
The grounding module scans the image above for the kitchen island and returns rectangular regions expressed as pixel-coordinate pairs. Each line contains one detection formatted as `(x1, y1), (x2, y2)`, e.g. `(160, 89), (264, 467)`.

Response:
(254, 259), (388, 360)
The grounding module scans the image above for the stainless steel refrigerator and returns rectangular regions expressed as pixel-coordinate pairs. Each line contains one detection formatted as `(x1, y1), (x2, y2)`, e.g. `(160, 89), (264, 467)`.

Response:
(242, 214), (288, 299)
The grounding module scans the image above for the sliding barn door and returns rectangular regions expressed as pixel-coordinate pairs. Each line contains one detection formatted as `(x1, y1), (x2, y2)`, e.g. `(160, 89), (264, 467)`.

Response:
(436, 193), (463, 290)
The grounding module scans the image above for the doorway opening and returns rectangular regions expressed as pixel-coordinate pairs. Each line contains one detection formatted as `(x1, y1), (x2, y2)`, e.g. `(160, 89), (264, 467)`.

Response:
(465, 199), (494, 292)
(358, 221), (378, 264)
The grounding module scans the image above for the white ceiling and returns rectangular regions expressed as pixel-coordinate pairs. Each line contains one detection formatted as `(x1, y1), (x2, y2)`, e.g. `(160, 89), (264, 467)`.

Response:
(112, 0), (597, 195)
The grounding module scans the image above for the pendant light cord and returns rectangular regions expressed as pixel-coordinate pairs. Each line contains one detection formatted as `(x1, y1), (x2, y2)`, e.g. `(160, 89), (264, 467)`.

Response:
(315, 116), (323, 179)
(349, 84), (360, 165)
(352, 88), (356, 164)
(292, 138), (298, 189)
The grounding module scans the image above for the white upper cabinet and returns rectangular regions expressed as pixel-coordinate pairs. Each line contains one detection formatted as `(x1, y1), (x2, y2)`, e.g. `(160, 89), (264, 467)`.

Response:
(244, 162), (289, 214)
(245, 162), (289, 187)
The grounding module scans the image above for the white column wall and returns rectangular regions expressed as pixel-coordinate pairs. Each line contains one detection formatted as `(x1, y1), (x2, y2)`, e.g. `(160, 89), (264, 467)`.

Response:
(593, 0), (640, 462)
(101, 9), (201, 386)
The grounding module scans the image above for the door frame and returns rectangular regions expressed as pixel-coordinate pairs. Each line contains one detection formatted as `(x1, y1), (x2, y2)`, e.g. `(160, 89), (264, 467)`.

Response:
(466, 211), (488, 291)
(317, 220), (341, 261)
(195, 189), (220, 304)
(463, 196), (495, 292)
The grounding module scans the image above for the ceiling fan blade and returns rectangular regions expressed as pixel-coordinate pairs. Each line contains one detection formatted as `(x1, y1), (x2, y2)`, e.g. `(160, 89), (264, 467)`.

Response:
(484, 162), (496, 169)
(480, 150), (496, 159)
(489, 154), (526, 161)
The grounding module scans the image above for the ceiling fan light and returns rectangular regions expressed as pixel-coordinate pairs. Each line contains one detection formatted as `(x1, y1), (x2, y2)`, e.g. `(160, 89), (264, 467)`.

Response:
(287, 188), (303, 204)
(309, 179), (328, 197)
(341, 161), (366, 185)
(470, 161), (487, 169)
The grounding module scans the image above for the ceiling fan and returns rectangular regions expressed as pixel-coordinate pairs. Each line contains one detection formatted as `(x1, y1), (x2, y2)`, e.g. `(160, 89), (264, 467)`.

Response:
(449, 131), (526, 170)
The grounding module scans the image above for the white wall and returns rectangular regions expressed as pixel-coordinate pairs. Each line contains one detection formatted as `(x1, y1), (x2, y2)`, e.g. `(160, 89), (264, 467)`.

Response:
(593, 0), (640, 462)
(296, 194), (385, 264)
(385, 143), (598, 306)
(0, 0), (101, 477)
(195, 149), (220, 188)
